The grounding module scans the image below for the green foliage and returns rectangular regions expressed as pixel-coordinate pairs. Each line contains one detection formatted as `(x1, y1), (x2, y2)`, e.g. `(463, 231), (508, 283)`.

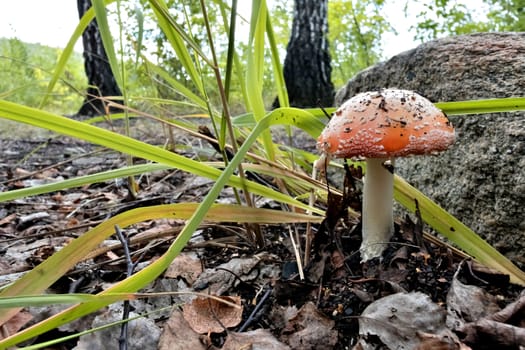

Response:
(484, 0), (525, 31)
(117, 0), (237, 111)
(328, 0), (393, 87)
(0, 38), (86, 114)
(409, 0), (525, 42)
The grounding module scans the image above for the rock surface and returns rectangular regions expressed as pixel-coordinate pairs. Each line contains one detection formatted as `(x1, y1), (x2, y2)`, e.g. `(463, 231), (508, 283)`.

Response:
(336, 32), (525, 264)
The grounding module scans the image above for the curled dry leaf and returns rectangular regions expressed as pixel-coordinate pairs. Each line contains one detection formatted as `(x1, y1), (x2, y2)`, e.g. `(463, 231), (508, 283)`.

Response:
(460, 318), (525, 347)
(183, 296), (242, 334)
(457, 292), (525, 347)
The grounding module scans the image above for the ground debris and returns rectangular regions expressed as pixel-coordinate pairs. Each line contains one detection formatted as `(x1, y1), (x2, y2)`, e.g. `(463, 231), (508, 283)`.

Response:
(193, 252), (278, 295)
(280, 301), (338, 350)
(183, 295), (243, 334)
(1, 136), (524, 349)
(458, 290), (525, 348)
(355, 291), (457, 349)
(73, 304), (161, 350)
(221, 329), (291, 350)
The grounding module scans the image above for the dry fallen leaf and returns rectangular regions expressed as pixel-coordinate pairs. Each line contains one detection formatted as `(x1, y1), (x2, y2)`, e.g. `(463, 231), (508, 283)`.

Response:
(446, 275), (500, 330)
(158, 307), (207, 350)
(415, 330), (470, 350)
(0, 311), (33, 339)
(281, 301), (338, 350)
(222, 329), (290, 350)
(183, 295), (242, 334)
(165, 252), (202, 284)
(357, 292), (454, 350)
(193, 253), (269, 295)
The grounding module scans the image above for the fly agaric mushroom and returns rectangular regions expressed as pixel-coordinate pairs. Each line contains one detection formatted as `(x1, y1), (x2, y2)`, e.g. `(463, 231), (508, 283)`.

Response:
(316, 89), (455, 261)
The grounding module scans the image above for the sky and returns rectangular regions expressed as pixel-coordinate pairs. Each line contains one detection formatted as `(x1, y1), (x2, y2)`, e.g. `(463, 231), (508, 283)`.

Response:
(0, 1), (421, 59)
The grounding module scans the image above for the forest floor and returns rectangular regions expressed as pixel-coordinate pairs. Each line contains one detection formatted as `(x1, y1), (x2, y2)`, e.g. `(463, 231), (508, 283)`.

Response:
(0, 119), (524, 350)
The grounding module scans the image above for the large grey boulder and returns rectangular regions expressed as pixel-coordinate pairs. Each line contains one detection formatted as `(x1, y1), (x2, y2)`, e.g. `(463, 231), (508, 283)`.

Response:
(336, 32), (525, 264)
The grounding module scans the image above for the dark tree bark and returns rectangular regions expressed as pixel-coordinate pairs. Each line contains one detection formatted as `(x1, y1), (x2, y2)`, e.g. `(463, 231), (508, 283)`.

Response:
(76, 0), (122, 117)
(275, 0), (334, 108)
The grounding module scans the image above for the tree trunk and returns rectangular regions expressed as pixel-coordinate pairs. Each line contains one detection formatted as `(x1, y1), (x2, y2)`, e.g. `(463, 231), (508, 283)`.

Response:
(276, 0), (334, 108)
(76, 0), (122, 117)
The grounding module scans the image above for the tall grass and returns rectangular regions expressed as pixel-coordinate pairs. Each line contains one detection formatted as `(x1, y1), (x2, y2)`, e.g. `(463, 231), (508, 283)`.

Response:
(0, 0), (525, 347)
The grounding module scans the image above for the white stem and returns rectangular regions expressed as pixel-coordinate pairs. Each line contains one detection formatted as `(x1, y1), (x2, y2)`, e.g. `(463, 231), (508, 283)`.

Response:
(360, 158), (394, 261)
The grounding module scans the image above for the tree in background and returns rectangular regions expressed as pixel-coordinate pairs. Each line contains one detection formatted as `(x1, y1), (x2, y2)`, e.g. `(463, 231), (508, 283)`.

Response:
(76, 0), (122, 117)
(277, 0), (334, 108)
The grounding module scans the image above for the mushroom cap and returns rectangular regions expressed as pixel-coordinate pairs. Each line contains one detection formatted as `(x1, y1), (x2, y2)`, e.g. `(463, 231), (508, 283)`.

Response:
(317, 89), (456, 159)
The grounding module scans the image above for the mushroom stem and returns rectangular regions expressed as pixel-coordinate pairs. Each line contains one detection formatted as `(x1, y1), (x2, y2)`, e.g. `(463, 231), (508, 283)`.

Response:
(361, 157), (394, 261)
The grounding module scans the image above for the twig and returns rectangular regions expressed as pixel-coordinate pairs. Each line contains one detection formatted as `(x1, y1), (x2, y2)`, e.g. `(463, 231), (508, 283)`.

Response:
(114, 225), (138, 350)
(288, 226), (305, 280)
(238, 286), (272, 332)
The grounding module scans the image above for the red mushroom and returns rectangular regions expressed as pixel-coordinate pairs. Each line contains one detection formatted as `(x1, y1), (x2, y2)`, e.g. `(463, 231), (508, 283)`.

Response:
(316, 89), (455, 261)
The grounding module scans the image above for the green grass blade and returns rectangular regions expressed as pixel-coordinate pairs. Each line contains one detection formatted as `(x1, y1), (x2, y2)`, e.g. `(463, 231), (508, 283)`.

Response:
(266, 12), (289, 108)
(0, 164), (170, 202)
(215, 2), (251, 110)
(134, 4), (144, 65)
(437, 96), (525, 115)
(0, 294), (134, 308)
(92, 0), (123, 90)
(248, 0), (266, 85)
(232, 107), (325, 138)
(246, 0), (275, 160)
(40, 0), (115, 109)
(0, 101), (321, 213)
(148, 0), (207, 94)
